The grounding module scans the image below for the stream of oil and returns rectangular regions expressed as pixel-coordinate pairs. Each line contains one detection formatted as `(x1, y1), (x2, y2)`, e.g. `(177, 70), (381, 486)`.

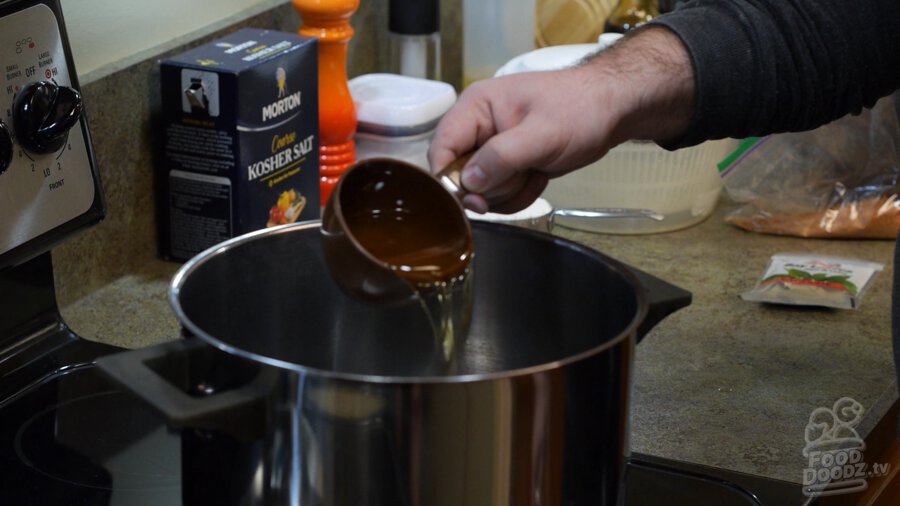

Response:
(343, 168), (475, 370)
(412, 270), (474, 370)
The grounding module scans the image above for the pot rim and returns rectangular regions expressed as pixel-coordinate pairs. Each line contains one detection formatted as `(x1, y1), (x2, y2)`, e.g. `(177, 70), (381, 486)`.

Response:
(169, 220), (649, 384)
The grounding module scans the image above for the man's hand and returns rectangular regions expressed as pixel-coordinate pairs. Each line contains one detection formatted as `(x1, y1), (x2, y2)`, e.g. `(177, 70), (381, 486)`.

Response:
(428, 26), (695, 214)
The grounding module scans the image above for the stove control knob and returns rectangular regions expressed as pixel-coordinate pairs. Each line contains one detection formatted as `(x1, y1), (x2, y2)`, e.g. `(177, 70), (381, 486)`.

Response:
(0, 120), (12, 174)
(13, 80), (83, 154)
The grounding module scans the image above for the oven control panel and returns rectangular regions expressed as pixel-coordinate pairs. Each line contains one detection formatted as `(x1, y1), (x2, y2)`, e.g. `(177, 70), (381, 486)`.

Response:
(0, 1), (101, 267)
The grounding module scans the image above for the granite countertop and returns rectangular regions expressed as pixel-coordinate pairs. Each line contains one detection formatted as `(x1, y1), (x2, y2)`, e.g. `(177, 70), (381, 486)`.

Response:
(555, 201), (897, 485)
(60, 198), (898, 485)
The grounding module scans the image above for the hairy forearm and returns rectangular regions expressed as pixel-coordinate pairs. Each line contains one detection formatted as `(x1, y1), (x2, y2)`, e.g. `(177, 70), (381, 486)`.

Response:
(570, 26), (696, 147)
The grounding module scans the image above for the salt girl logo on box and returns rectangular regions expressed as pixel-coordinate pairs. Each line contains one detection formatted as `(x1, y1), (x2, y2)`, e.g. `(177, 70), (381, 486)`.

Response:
(262, 65), (301, 122)
(802, 397), (891, 497)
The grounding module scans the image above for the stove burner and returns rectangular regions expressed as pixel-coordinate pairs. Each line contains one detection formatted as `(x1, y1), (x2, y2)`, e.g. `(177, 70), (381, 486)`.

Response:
(0, 362), (185, 505)
(1, 355), (274, 506)
(14, 390), (180, 491)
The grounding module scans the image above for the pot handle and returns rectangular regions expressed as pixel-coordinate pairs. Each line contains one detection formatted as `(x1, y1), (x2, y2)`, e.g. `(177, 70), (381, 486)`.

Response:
(96, 338), (269, 440)
(626, 266), (692, 342)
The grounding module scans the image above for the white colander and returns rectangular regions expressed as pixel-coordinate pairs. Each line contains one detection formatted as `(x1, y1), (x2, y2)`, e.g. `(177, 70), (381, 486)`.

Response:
(541, 139), (737, 234)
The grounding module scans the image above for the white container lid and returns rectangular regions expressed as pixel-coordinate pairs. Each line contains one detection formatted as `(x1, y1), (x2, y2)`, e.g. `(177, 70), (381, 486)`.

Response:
(465, 197), (553, 222)
(349, 73), (457, 137)
(494, 34), (623, 77)
(495, 44), (598, 76)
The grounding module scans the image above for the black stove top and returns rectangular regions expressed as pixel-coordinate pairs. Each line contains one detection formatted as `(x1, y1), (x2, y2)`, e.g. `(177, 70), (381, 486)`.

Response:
(0, 330), (806, 506)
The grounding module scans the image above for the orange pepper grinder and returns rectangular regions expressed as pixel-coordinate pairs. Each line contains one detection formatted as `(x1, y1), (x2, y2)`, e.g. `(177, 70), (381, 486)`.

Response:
(293, 0), (359, 205)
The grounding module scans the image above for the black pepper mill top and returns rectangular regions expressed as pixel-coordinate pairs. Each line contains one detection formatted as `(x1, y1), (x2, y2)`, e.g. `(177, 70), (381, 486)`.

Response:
(387, 0), (442, 80)
(389, 0), (440, 35)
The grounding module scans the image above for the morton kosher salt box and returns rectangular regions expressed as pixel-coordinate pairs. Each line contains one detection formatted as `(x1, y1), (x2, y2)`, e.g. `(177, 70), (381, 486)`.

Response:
(157, 28), (319, 261)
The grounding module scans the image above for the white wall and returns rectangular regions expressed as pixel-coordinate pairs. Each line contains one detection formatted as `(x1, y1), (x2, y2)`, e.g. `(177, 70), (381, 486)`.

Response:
(60, 0), (289, 83)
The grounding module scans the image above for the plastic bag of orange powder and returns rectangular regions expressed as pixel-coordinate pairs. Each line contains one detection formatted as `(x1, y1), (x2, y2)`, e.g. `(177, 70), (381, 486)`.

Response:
(720, 94), (900, 239)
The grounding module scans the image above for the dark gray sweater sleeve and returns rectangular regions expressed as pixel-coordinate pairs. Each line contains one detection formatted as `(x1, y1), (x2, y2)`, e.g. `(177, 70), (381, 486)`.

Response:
(650, 0), (900, 148)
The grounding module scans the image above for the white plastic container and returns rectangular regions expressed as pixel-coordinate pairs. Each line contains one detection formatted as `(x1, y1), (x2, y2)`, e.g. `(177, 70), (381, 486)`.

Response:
(495, 38), (736, 234)
(541, 140), (736, 234)
(349, 73), (457, 169)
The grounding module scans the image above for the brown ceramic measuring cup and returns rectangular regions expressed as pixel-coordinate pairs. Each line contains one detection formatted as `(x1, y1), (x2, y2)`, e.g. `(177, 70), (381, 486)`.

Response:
(321, 156), (474, 304)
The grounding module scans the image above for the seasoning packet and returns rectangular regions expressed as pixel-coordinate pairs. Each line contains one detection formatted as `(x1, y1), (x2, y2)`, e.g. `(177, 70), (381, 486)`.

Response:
(740, 253), (884, 309)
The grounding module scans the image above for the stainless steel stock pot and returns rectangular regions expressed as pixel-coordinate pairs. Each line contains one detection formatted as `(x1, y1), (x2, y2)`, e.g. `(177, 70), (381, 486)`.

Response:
(99, 220), (690, 506)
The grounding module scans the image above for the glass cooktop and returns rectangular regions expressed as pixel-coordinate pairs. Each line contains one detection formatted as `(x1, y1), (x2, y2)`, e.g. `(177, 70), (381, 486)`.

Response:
(0, 338), (805, 506)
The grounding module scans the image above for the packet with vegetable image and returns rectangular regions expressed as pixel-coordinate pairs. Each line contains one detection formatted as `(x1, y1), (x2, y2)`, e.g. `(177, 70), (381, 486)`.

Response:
(740, 253), (884, 309)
